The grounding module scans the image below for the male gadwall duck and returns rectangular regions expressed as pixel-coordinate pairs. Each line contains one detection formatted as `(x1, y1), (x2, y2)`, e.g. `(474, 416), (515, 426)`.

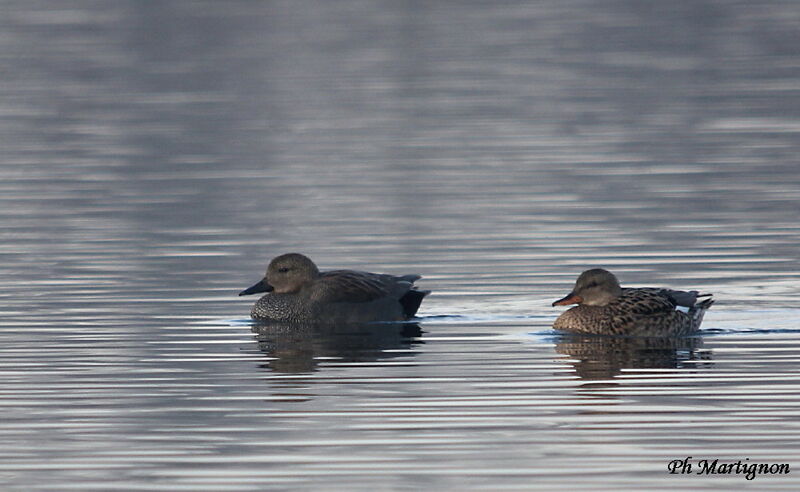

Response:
(239, 253), (430, 323)
(551, 268), (713, 336)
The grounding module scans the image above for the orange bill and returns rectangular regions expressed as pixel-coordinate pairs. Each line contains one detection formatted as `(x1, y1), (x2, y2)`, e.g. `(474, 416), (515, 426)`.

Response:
(552, 293), (583, 306)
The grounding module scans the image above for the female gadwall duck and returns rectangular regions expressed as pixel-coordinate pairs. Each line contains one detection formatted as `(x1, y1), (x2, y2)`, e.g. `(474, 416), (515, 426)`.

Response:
(551, 268), (713, 336)
(239, 253), (429, 323)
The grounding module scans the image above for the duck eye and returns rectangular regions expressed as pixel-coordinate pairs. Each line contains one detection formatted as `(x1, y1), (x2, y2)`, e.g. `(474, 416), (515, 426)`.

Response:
(277, 267), (290, 273)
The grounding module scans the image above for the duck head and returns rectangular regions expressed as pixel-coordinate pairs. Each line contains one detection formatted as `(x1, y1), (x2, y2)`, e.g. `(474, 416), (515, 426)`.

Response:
(552, 268), (622, 307)
(239, 253), (320, 296)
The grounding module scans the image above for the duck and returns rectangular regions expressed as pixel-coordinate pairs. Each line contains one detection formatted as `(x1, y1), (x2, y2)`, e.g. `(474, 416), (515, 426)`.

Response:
(239, 253), (429, 323)
(551, 268), (713, 336)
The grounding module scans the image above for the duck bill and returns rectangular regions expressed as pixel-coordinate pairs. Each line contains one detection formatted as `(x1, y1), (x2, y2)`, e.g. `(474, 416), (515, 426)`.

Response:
(552, 293), (583, 306)
(238, 279), (274, 296)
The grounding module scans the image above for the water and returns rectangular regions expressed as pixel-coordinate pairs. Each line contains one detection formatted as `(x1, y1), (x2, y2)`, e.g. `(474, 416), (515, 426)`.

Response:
(1, 1), (799, 490)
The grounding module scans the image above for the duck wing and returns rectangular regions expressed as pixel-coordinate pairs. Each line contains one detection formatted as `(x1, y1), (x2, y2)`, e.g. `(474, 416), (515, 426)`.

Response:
(313, 270), (419, 303)
(617, 288), (682, 316)
(624, 287), (709, 308)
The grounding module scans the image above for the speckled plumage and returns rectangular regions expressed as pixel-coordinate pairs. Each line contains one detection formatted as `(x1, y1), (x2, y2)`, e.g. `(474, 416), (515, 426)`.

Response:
(239, 253), (429, 323)
(552, 269), (713, 336)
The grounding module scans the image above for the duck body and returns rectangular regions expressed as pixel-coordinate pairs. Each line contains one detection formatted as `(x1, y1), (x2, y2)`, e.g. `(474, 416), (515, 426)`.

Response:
(552, 269), (713, 336)
(240, 254), (429, 323)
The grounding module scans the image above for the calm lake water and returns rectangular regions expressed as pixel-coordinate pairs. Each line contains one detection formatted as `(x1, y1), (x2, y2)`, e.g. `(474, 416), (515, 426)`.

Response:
(2, 1), (800, 490)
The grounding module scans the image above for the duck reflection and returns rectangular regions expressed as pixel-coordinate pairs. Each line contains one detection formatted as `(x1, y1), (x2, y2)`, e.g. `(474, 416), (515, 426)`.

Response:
(250, 322), (423, 374)
(554, 334), (713, 380)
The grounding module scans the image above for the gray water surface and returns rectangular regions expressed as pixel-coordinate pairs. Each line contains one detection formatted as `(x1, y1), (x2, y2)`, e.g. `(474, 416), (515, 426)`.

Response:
(2, 1), (800, 490)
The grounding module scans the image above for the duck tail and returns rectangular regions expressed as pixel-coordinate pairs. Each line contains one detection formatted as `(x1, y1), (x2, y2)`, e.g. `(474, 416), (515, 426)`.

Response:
(689, 296), (714, 329)
(400, 289), (430, 318)
(695, 297), (715, 309)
